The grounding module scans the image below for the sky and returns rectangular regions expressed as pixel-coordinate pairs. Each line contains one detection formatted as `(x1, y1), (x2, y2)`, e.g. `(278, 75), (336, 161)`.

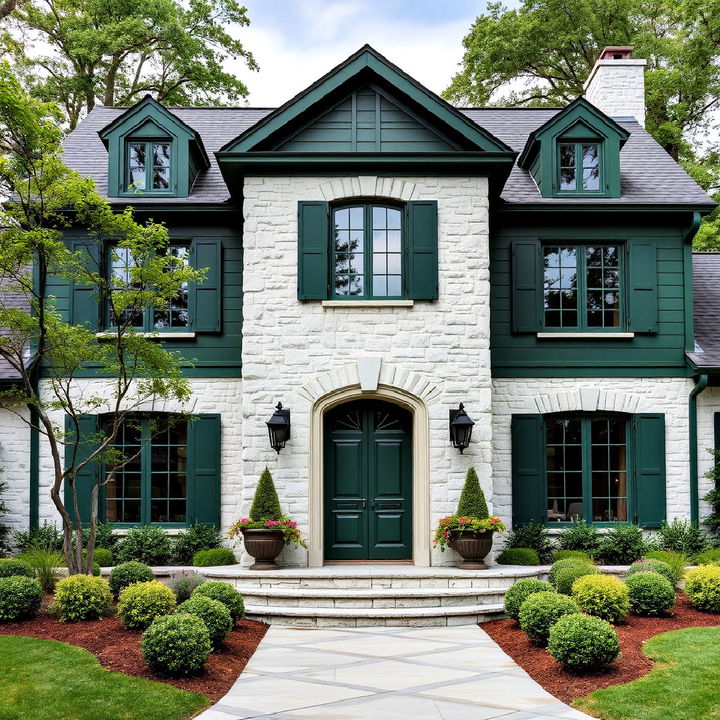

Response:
(232, 1), (500, 107)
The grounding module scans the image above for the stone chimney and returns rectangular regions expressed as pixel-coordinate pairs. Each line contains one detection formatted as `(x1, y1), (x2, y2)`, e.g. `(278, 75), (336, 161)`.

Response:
(583, 46), (646, 126)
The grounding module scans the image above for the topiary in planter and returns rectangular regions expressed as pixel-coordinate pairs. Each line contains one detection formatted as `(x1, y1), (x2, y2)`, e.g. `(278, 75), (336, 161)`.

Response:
(193, 581), (245, 622)
(495, 548), (540, 566)
(456, 467), (489, 519)
(548, 557), (594, 587)
(626, 572), (675, 616)
(0, 558), (34, 578)
(503, 578), (554, 622)
(142, 614), (211, 676)
(109, 561), (154, 599)
(176, 595), (233, 648)
(548, 614), (620, 672)
(0, 576), (43, 622)
(684, 565), (720, 612)
(192, 548), (236, 567)
(249, 467), (283, 521)
(518, 591), (580, 645)
(555, 564), (600, 595)
(626, 559), (676, 587)
(52, 574), (112, 622)
(572, 574), (630, 623)
(118, 580), (176, 630)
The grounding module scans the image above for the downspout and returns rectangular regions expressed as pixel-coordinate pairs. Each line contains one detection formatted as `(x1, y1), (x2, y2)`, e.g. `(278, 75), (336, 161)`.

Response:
(689, 374), (709, 524)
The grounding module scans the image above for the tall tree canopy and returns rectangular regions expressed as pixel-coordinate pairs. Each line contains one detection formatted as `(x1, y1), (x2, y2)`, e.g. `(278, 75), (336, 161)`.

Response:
(7, 0), (257, 129)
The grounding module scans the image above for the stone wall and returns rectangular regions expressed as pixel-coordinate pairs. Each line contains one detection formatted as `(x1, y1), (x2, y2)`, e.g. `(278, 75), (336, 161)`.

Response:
(584, 58), (647, 126)
(697, 388), (720, 525)
(0, 408), (31, 543)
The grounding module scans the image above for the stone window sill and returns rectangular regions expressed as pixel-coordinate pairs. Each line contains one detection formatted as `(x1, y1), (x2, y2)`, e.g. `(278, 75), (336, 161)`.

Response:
(321, 300), (414, 309)
(536, 332), (634, 339)
(96, 331), (196, 340)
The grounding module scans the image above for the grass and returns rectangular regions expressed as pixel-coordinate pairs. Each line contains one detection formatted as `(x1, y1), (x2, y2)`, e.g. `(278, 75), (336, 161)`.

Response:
(0, 635), (209, 720)
(575, 626), (720, 720)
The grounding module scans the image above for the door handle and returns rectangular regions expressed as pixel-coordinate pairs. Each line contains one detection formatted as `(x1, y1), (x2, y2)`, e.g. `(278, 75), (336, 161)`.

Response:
(362, 498), (367, 509)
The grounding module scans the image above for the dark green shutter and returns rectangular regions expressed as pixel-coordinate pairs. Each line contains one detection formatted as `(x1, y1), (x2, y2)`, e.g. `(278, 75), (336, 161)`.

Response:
(406, 201), (438, 300)
(714, 412), (720, 452)
(511, 414), (546, 525)
(511, 240), (541, 332)
(70, 240), (101, 329)
(297, 201), (329, 300)
(188, 414), (221, 527)
(628, 240), (658, 333)
(633, 413), (666, 527)
(191, 239), (222, 332)
(64, 414), (100, 526)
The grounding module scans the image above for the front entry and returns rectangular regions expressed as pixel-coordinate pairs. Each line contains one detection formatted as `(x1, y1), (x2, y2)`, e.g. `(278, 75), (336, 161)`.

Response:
(324, 400), (413, 560)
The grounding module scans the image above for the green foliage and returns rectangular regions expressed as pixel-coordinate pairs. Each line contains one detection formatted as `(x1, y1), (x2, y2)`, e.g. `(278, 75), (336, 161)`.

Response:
(52, 574), (111, 622)
(626, 572), (676, 616)
(557, 519), (600, 554)
(549, 557), (594, 587)
(695, 548), (720, 565)
(109, 561), (154, 599)
(645, 550), (690, 585)
(495, 548), (540, 565)
(518, 591), (580, 645)
(21, 548), (64, 592)
(172, 523), (221, 565)
(249, 467), (283, 521)
(142, 614), (212, 677)
(503, 520), (554, 562)
(175, 595), (232, 648)
(91, 548), (113, 567)
(456, 467), (489, 519)
(0, 576), (43, 622)
(0, 558), (34, 578)
(82, 523), (119, 551)
(192, 548), (236, 567)
(555, 564), (600, 595)
(118, 581), (176, 631)
(548, 614), (620, 672)
(13, 522), (63, 553)
(572, 574), (630, 624)
(503, 578), (555, 621)
(168, 571), (205, 603)
(595, 525), (647, 565)
(192, 582), (245, 622)
(116, 527), (172, 566)
(702, 450), (720, 538)
(684, 565), (720, 613)
(554, 550), (593, 562)
(627, 559), (676, 587)
(658, 519), (708, 557)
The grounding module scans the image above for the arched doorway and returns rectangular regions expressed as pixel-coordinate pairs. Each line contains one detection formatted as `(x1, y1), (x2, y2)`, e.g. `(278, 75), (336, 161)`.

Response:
(323, 399), (413, 561)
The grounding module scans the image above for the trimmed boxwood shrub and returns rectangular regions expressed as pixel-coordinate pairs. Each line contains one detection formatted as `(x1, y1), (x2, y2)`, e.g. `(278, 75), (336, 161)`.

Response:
(456, 467), (489, 518)
(553, 550), (593, 563)
(503, 579), (554, 622)
(0, 576), (42, 621)
(645, 550), (689, 585)
(518, 591), (580, 645)
(555, 564), (600, 595)
(172, 523), (221, 565)
(192, 548), (236, 567)
(176, 595), (233, 647)
(694, 548), (720, 566)
(109, 561), (154, 599)
(0, 558), (34, 578)
(548, 557), (593, 587)
(626, 559), (676, 587)
(52, 574), (111, 622)
(250, 467), (283, 521)
(595, 525), (647, 565)
(118, 580), (176, 630)
(116, 526), (172, 566)
(572, 574), (630, 623)
(626, 572), (676, 616)
(548, 614), (620, 672)
(193, 582), (245, 622)
(557, 519), (600, 554)
(503, 521), (554, 563)
(684, 565), (720, 613)
(141, 614), (211, 676)
(90, 548), (114, 567)
(495, 548), (540, 566)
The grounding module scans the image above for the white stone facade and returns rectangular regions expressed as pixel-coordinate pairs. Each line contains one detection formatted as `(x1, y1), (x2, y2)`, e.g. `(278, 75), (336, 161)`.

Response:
(697, 388), (720, 521)
(584, 58), (647, 126)
(0, 408), (31, 543)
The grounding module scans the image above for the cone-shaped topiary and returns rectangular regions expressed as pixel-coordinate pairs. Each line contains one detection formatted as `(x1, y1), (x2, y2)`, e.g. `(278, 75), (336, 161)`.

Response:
(249, 467), (283, 521)
(456, 467), (489, 519)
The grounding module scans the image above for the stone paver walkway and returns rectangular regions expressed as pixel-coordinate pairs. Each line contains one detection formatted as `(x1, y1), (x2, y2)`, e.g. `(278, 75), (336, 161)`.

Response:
(196, 625), (594, 720)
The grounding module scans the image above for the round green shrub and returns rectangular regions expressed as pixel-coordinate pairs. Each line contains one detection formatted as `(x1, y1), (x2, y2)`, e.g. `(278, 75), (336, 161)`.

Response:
(52, 574), (111, 622)
(694, 548), (720, 566)
(684, 565), (720, 613)
(495, 548), (540, 565)
(141, 614), (211, 676)
(645, 550), (689, 585)
(548, 557), (593, 587)
(0, 576), (43, 622)
(116, 526), (172, 566)
(503, 579), (554, 621)
(553, 550), (593, 563)
(572, 574), (630, 623)
(555, 564), (600, 595)
(176, 595), (233, 647)
(117, 580), (176, 630)
(192, 548), (236, 567)
(109, 561), (154, 599)
(518, 591), (580, 645)
(0, 558), (34, 578)
(91, 548), (114, 567)
(626, 572), (675, 616)
(547, 614), (620, 672)
(192, 582), (245, 622)
(626, 559), (676, 587)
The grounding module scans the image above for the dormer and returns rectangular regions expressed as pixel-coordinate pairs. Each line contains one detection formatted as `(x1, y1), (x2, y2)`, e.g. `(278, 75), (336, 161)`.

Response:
(518, 97), (629, 199)
(98, 95), (209, 198)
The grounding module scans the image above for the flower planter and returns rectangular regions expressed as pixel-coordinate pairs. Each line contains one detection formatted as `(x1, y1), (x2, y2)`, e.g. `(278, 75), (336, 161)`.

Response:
(241, 528), (285, 570)
(450, 529), (493, 570)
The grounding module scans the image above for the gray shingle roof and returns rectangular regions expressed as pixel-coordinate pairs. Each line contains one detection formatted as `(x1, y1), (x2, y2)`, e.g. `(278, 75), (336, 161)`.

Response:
(688, 253), (720, 368)
(62, 105), (713, 207)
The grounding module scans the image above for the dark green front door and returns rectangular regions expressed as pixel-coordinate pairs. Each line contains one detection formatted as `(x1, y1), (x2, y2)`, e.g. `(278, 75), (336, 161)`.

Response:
(324, 400), (413, 560)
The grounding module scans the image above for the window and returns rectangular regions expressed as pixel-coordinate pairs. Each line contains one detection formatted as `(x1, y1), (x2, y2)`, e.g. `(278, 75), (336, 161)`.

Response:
(546, 415), (629, 524)
(127, 141), (171, 192)
(332, 204), (403, 299)
(543, 244), (622, 330)
(558, 142), (601, 193)
(105, 416), (188, 525)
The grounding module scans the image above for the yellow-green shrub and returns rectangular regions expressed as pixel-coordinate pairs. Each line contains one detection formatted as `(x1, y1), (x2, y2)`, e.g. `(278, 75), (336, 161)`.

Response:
(117, 580), (176, 630)
(52, 574), (111, 622)
(684, 565), (720, 613)
(571, 574), (629, 623)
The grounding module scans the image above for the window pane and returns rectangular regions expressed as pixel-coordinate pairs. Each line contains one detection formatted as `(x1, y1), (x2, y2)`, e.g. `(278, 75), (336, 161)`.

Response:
(370, 205), (402, 298)
(590, 417), (627, 522)
(560, 168), (576, 191)
(387, 208), (401, 230)
(545, 417), (583, 522)
(154, 245), (190, 329)
(372, 206), (386, 229)
(149, 418), (187, 523)
(128, 143), (146, 190)
(152, 167), (170, 190)
(334, 208), (365, 297)
(387, 275), (402, 296)
(109, 247), (143, 327)
(387, 230), (401, 252)
(153, 143), (170, 167)
(559, 144), (576, 167)
(544, 246), (577, 327)
(583, 167), (600, 191)
(559, 143), (577, 191)
(349, 206), (363, 228)
(373, 276), (387, 296)
(585, 245), (621, 328)
(129, 167), (146, 190)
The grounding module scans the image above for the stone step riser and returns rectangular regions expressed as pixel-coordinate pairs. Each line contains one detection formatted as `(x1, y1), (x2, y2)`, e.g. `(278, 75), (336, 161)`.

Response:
(245, 612), (506, 628)
(240, 593), (505, 609)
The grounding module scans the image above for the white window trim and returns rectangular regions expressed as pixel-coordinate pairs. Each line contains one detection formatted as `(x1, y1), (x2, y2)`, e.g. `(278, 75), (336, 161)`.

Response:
(322, 300), (414, 309)
(536, 332), (634, 339)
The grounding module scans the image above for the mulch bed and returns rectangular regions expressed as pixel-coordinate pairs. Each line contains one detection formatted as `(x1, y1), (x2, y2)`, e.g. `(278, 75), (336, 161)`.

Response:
(483, 593), (720, 705)
(0, 596), (267, 702)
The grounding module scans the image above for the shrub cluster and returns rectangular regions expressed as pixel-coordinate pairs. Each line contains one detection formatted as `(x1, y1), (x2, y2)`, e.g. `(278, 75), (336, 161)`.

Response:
(694, 548), (720, 566)
(553, 550), (593, 563)
(645, 550), (689, 585)
(557, 520), (600, 554)
(658, 519), (707, 558)
(504, 579), (554, 622)
(13, 521), (63, 553)
(548, 557), (593, 587)
(0, 558), (34, 578)
(109, 561), (154, 599)
(176, 595), (232, 647)
(547, 614), (620, 672)
(555, 564), (599, 595)
(192, 548), (236, 567)
(626, 559), (675, 587)
(684, 565), (720, 613)
(91, 548), (114, 567)
(595, 525), (647, 565)
(193, 582), (245, 622)
(19, 549), (64, 593)
(518, 591), (580, 645)
(495, 548), (540, 566)
(625, 572), (675, 616)
(52, 574), (111, 622)
(172, 523), (221, 565)
(502, 521), (554, 563)
(118, 581), (176, 630)
(571, 574), (629, 624)
(116, 526), (172, 566)
(141, 614), (211, 676)
(168, 570), (205, 603)
(0, 576), (43, 622)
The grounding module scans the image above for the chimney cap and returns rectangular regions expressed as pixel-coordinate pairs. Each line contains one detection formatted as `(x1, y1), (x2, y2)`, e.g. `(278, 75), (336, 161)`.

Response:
(599, 46), (634, 60)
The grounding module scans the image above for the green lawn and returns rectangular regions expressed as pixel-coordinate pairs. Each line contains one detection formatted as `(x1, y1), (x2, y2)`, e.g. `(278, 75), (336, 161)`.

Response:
(0, 635), (209, 720)
(575, 626), (720, 720)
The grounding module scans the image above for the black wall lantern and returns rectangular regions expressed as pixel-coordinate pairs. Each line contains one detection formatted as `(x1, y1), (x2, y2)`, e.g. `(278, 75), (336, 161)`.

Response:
(449, 403), (475, 454)
(266, 402), (291, 454)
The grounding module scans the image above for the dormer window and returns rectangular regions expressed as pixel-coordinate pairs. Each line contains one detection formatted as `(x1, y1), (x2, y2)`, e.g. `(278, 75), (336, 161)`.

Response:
(127, 141), (172, 192)
(559, 142), (601, 192)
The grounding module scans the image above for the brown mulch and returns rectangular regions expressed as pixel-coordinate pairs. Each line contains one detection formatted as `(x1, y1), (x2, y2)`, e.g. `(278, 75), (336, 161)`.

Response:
(0, 597), (268, 702)
(483, 593), (720, 705)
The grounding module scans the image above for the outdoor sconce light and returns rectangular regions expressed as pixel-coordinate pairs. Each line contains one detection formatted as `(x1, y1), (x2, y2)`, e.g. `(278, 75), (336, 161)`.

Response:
(266, 402), (291, 454)
(449, 403), (475, 454)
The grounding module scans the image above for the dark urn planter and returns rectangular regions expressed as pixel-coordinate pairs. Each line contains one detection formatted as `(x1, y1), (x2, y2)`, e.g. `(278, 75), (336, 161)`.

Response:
(450, 529), (493, 570)
(242, 528), (285, 570)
